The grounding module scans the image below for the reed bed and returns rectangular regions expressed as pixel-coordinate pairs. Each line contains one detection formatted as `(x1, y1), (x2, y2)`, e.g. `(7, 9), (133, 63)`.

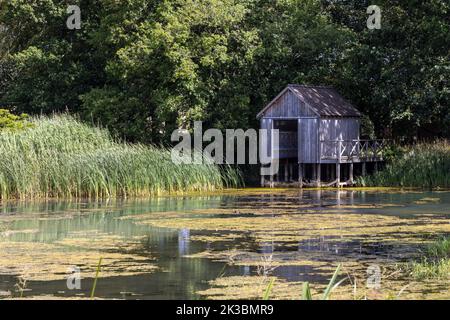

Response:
(0, 115), (240, 199)
(357, 141), (450, 189)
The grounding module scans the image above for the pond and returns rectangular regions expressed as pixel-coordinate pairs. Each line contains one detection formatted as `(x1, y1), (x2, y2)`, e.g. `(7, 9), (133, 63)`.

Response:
(0, 189), (449, 299)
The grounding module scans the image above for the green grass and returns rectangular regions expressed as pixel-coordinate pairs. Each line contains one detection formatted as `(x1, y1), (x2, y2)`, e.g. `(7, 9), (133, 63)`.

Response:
(410, 258), (450, 280)
(409, 237), (450, 280)
(0, 114), (240, 199)
(357, 141), (450, 189)
(426, 236), (450, 260)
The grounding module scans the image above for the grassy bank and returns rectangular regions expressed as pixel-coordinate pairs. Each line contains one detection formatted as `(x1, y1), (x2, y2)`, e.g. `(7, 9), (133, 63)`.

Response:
(357, 141), (450, 189)
(0, 115), (239, 199)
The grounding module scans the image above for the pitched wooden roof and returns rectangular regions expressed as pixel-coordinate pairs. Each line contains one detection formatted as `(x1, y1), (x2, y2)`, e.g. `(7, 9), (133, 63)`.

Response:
(257, 84), (362, 118)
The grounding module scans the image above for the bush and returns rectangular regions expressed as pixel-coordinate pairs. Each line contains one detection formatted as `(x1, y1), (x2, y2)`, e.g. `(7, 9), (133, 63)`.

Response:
(0, 108), (32, 131)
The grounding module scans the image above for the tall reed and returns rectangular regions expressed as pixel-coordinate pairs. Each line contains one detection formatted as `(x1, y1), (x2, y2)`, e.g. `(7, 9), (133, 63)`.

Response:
(0, 115), (240, 199)
(357, 141), (450, 189)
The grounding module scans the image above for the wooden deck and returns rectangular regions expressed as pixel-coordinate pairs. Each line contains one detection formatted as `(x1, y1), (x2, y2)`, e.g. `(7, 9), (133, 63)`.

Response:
(262, 139), (386, 188)
(319, 139), (385, 163)
(272, 137), (386, 163)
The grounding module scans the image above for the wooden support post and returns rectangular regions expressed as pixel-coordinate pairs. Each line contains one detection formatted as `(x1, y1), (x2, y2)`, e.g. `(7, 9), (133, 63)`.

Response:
(298, 163), (303, 188)
(261, 170), (265, 187)
(316, 164), (321, 187)
(270, 174), (274, 188)
(336, 140), (342, 188)
(349, 162), (354, 184)
(374, 162), (378, 173)
(289, 163), (293, 182)
(284, 160), (288, 182)
(362, 162), (366, 176)
(337, 163), (341, 187)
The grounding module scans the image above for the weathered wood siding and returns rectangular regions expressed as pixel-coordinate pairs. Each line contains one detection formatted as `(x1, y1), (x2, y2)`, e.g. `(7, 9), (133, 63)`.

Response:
(298, 118), (319, 163)
(259, 88), (362, 164)
(319, 118), (360, 141)
(262, 90), (316, 118)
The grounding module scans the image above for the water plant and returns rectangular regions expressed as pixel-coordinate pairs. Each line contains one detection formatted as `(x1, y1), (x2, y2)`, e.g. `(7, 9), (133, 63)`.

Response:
(425, 236), (450, 260)
(409, 236), (450, 280)
(90, 257), (103, 298)
(302, 264), (345, 300)
(357, 141), (450, 189)
(262, 264), (345, 300)
(0, 114), (240, 199)
(14, 275), (27, 298)
(410, 258), (450, 280)
(262, 278), (275, 300)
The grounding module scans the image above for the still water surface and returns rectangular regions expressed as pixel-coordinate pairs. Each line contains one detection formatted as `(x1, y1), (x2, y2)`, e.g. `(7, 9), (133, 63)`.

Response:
(0, 189), (449, 299)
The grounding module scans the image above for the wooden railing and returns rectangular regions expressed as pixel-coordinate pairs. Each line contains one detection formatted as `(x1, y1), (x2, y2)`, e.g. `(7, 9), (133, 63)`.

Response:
(320, 139), (386, 161)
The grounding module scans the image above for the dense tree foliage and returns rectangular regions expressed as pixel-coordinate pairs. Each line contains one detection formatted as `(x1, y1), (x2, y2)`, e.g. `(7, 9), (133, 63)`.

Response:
(0, 0), (448, 142)
(324, 0), (450, 138)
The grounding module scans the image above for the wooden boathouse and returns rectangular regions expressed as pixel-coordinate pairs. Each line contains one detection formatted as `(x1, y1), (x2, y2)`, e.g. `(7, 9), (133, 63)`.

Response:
(258, 84), (384, 187)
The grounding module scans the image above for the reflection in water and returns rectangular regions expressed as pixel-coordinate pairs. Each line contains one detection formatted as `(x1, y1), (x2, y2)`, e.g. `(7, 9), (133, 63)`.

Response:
(0, 190), (449, 299)
(178, 228), (190, 256)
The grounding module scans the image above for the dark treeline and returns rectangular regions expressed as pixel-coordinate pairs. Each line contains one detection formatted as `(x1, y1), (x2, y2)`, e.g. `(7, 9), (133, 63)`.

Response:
(0, 0), (448, 144)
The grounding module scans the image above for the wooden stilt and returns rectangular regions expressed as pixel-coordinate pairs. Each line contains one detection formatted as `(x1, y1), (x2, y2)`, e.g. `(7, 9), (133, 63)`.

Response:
(338, 164), (341, 187)
(289, 163), (293, 182)
(349, 162), (354, 184)
(284, 160), (288, 182)
(316, 164), (321, 187)
(298, 163), (303, 188)
(374, 162), (378, 173)
(362, 162), (366, 176)
(270, 174), (274, 188)
(336, 140), (342, 188)
(261, 171), (265, 187)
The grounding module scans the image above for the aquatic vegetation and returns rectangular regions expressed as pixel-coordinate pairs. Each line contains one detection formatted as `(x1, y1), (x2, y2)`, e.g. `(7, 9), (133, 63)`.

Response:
(357, 141), (450, 189)
(0, 234), (157, 281)
(425, 236), (450, 260)
(233, 262), (344, 300)
(408, 237), (450, 280)
(197, 275), (305, 300)
(136, 207), (450, 246)
(0, 114), (240, 199)
(410, 258), (450, 280)
(90, 257), (103, 298)
(262, 278), (275, 300)
(14, 276), (28, 298)
(302, 264), (344, 300)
